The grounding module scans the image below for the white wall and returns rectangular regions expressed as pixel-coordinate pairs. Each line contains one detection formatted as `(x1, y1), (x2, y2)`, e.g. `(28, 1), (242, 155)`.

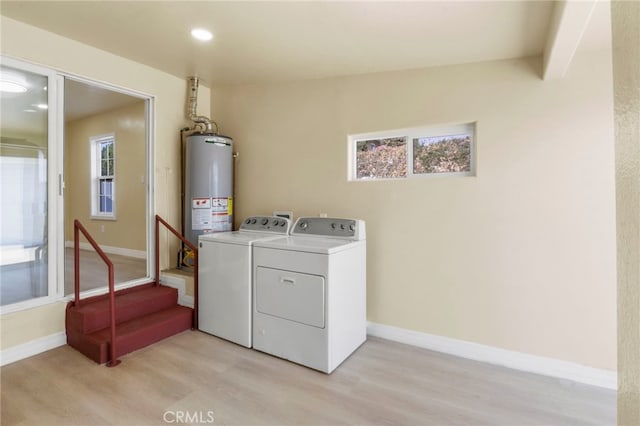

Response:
(0, 16), (209, 350)
(612, 0), (640, 421)
(213, 52), (616, 370)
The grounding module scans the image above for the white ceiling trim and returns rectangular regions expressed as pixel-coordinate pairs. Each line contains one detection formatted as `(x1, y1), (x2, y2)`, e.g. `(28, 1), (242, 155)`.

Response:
(543, 0), (598, 80)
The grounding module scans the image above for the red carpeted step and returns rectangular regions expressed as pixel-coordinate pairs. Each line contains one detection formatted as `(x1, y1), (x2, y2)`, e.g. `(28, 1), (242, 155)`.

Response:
(68, 305), (193, 364)
(66, 284), (179, 334)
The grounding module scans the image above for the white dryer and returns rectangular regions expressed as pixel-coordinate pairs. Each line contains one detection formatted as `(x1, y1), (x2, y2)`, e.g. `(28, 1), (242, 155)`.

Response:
(252, 217), (366, 373)
(198, 216), (291, 348)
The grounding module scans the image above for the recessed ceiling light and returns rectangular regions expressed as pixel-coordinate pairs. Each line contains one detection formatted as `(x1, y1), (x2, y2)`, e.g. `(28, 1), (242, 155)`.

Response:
(191, 28), (213, 41)
(0, 80), (27, 93)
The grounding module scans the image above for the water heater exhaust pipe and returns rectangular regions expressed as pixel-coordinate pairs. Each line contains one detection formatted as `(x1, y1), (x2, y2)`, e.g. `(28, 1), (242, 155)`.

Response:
(186, 76), (218, 135)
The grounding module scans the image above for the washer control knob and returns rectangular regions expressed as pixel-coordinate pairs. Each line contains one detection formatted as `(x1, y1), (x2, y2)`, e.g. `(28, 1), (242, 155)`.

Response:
(280, 221), (286, 227)
(349, 224), (355, 232)
(261, 218), (269, 225)
(245, 219), (251, 224)
(340, 224), (345, 230)
(272, 219), (279, 226)
(251, 219), (257, 224)
(331, 223), (337, 229)
(299, 221), (308, 230)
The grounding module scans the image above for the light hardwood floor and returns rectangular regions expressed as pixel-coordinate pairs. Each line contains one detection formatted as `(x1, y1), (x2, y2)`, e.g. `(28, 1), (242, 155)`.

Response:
(0, 249), (147, 306)
(64, 248), (148, 295)
(1, 332), (615, 426)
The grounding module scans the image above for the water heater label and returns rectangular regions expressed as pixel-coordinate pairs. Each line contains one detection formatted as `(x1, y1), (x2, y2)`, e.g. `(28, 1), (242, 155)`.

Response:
(211, 197), (230, 231)
(211, 197), (228, 212)
(192, 197), (212, 230)
(192, 198), (211, 209)
(192, 197), (232, 232)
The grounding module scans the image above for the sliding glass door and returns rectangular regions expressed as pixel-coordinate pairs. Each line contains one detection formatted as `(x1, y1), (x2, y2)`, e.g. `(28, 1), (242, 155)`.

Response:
(1, 56), (153, 311)
(0, 58), (61, 308)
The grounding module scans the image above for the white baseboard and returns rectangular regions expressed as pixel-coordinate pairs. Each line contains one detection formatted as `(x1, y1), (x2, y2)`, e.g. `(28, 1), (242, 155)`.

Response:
(0, 332), (66, 367)
(366, 322), (617, 390)
(160, 274), (194, 308)
(0, 319), (615, 391)
(65, 241), (146, 259)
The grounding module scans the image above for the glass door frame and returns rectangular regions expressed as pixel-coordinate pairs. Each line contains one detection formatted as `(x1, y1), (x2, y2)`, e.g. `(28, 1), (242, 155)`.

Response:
(0, 56), (64, 314)
(1, 56), (156, 313)
(59, 73), (156, 300)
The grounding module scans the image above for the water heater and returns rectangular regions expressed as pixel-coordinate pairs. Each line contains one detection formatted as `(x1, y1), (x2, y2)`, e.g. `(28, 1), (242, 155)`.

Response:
(183, 133), (233, 246)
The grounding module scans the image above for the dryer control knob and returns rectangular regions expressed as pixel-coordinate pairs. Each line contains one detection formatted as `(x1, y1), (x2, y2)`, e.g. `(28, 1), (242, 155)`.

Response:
(245, 219), (251, 224)
(349, 224), (355, 232)
(261, 218), (269, 225)
(331, 223), (337, 229)
(299, 221), (308, 230)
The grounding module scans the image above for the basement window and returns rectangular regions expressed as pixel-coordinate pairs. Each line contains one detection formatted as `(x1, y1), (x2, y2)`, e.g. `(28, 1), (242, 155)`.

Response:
(90, 134), (116, 219)
(349, 123), (476, 181)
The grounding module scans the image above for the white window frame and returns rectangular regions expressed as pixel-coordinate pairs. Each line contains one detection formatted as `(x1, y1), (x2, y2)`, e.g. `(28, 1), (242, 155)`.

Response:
(348, 122), (476, 181)
(90, 133), (116, 220)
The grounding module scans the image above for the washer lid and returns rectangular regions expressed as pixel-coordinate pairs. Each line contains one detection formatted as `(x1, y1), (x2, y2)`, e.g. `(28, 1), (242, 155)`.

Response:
(199, 231), (287, 246)
(253, 236), (364, 254)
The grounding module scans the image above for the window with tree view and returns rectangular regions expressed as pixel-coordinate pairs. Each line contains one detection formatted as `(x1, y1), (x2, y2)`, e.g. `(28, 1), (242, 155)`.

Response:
(356, 137), (407, 179)
(351, 123), (475, 180)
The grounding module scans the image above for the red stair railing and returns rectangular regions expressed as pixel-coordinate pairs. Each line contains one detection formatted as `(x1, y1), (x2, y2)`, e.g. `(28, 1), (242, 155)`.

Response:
(155, 215), (198, 329)
(74, 220), (121, 367)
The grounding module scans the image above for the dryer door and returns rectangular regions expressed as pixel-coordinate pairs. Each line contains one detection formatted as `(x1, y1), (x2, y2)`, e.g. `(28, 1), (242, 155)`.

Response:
(256, 267), (325, 328)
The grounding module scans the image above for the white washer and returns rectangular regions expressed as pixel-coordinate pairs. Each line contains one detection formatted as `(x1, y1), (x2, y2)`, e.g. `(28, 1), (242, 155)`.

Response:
(198, 216), (291, 348)
(252, 217), (366, 373)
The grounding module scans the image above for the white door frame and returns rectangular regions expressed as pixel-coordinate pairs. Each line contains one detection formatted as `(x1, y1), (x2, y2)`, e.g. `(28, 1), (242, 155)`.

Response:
(60, 73), (156, 299)
(0, 55), (156, 313)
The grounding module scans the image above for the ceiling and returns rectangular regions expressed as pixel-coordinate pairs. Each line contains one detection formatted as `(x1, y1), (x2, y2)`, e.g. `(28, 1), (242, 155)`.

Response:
(0, 64), (48, 137)
(0, 1), (612, 87)
(0, 67), (143, 135)
(64, 79), (142, 122)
